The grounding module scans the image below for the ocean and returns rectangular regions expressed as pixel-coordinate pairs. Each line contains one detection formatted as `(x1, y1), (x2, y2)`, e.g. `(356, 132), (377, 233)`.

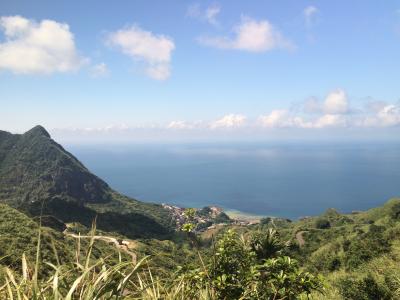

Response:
(67, 142), (400, 220)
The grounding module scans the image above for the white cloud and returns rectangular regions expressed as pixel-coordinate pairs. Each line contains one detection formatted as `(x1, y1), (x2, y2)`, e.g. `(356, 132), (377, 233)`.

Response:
(210, 114), (247, 129)
(259, 90), (350, 129)
(107, 25), (175, 80)
(205, 5), (221, 26)
(304, 6), (319, 27)
(258, 111), (347, 129)
(259, 110), (292, 128)
(90, 62), (109, 78)
(375, 104), (400, 126)
(323, 89), (349, 114)
(313, 114), (346, 128)
(303, 89), (349, 114)
(258, 110), (313, 129)
(167, 121), (194, 129)
(0, 15), (86, 74)
(199, 17), (294, 52)
(56, 124), (131, 134)
(303, 97), (322, 114)
(257, 90), (400, 129)
(359, 104), (400, 127)
(146, 63), (171, 81)
(187, 3), (221, 26)
(365, 100), (388, 113)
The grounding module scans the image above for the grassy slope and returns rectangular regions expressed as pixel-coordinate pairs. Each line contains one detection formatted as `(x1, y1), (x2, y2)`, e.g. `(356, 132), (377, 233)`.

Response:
(0, 203), (134, 274)
(0, 203), (73, 272)
(246, 198), (400, 298)
(202, 198), (400, 298)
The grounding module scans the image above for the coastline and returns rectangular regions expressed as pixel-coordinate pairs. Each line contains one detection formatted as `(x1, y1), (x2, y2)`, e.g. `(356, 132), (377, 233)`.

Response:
(224, 209), (266, 223)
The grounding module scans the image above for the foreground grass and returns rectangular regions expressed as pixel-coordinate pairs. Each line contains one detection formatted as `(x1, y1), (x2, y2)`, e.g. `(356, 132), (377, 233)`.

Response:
(0, 221), (323, 299)
(0, 223), (194, 299)
(0, 221), (142, 299)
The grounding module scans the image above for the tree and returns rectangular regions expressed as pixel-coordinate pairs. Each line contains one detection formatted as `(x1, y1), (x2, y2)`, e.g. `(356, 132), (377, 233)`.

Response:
(209, 230), (254, 299)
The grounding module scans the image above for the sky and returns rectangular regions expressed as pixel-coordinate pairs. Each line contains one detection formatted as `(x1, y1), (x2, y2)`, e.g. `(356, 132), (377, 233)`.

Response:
(0, 0), (400, 142)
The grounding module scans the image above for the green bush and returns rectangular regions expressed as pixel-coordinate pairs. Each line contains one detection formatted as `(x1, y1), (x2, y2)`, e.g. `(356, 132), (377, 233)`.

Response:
(260, 217), (273, 225)
(337, 273), (390, 300)
(390, 202), (400, 220)
(344, 225), (390, 270)
(180, 229), (323, 299)
(315, 218), (331, 229)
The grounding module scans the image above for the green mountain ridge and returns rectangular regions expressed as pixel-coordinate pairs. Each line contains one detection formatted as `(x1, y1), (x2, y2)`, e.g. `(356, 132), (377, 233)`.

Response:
(0, 126), (174, 239)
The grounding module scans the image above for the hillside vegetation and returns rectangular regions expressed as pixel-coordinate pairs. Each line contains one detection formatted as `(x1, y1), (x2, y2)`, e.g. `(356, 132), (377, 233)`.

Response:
(0, 126), (174, 239)
(1, 125), (400, 299)
(239, 198), (400, 299)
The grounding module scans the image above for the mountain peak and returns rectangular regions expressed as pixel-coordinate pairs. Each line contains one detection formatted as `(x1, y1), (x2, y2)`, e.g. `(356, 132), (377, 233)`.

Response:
(0, 127), (173, 238)
(25, 125), (51, 138)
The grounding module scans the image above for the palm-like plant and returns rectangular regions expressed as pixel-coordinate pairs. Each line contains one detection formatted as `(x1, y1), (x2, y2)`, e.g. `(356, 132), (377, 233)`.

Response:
(248, 229), (288, 262)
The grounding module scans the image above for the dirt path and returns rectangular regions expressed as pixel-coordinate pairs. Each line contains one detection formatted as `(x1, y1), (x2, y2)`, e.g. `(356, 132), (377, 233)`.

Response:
(295, 231), (307, 247)
(65, 232), (137, 264)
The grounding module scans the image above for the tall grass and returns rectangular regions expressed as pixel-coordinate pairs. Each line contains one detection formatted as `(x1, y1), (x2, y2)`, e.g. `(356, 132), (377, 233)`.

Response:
(0, 219), (217, 299)
(0, 219), (325, 299)
(0, 220), (151, 299)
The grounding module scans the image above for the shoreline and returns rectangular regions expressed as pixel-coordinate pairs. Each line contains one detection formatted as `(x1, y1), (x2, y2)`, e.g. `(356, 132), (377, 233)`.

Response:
(224, 209), (266, 223)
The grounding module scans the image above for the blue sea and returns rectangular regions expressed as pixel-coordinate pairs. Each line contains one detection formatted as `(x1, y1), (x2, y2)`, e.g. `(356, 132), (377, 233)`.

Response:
(67, 142), (400, 220)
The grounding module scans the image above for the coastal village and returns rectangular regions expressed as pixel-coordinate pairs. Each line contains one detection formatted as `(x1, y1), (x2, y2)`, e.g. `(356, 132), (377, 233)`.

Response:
(162, 203), (260, 232)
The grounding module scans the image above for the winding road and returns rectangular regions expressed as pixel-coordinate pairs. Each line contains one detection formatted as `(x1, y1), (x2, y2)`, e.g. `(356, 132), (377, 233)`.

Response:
(295, 231), (307, 247)
(65, 232), (137, 264)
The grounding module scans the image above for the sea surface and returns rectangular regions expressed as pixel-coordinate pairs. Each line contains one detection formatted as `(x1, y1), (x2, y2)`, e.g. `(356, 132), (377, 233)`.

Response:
(67, 142), (400, 219)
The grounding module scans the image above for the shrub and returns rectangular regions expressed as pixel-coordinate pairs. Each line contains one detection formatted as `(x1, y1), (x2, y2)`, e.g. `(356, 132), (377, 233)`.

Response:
(344, 225), (390, 270)
(390, 202), (400, 220)
(260, 217), (272, 225)
(337, 273), (390, 300)
(247, 257), (324, 299)
(179, 229), (324, 299)
(315, 218), (331, 229)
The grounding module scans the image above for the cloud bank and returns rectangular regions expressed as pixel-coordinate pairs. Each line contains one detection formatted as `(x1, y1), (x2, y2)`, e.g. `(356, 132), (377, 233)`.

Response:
(258, 89), (400, 129)
(51, 89), (400, 142)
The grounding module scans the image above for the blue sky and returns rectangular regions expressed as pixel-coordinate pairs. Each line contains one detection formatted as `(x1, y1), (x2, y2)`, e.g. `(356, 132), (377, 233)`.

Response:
(0, 0), (400, 141)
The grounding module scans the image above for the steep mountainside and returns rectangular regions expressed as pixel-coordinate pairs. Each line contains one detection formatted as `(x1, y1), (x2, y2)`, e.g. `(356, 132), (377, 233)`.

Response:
(0, 126), (173, 239)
